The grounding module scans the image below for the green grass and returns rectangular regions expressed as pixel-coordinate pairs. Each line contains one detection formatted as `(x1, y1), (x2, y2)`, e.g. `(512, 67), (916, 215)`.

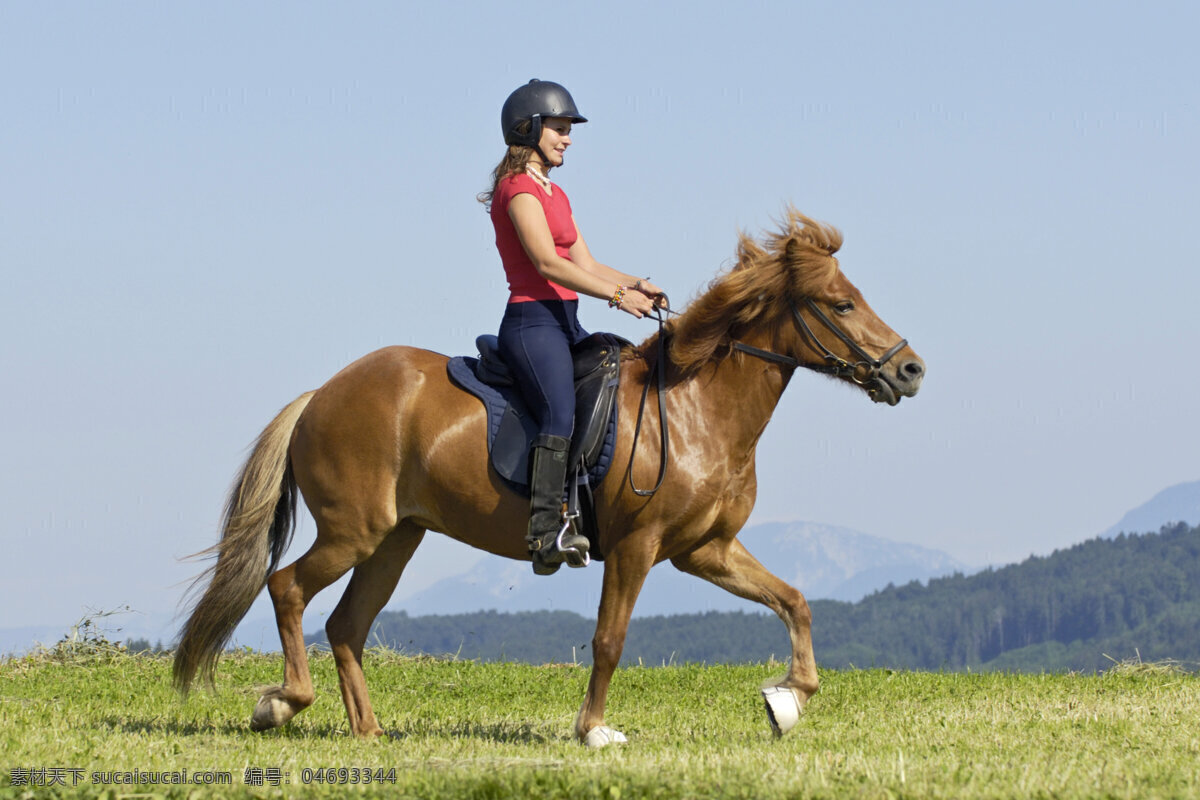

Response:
(2, 646), (1198, 799)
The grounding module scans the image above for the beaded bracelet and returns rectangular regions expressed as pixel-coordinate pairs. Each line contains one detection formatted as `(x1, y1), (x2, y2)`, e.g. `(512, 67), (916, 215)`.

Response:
(609, 285), (627, 309)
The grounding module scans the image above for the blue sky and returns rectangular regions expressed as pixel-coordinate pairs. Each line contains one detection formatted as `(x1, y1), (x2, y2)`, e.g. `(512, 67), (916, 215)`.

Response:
(3, 1), (1198, 645)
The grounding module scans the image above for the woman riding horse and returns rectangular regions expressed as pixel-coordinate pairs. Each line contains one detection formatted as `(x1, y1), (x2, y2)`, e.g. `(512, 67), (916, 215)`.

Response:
(174, 199), (925, 745)
(481, 79), (667, 575)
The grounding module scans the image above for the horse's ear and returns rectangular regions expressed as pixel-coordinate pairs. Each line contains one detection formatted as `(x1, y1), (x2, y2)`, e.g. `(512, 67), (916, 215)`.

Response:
(782, 236), (804, 269)
(778, 228), (838, 296)
(780, 235), (814, 283)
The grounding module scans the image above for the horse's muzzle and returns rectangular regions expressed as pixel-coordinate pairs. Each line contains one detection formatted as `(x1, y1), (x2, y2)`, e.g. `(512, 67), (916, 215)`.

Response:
(869, 357), (925, 405)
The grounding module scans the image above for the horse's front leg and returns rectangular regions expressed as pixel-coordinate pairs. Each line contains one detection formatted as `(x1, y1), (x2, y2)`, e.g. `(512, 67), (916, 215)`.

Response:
(575, 537), (656, 747)
(671, 536), (819, 736)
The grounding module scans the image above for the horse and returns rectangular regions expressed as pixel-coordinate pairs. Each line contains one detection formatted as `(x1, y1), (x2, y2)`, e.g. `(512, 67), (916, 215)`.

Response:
(173, 210), (925, 746)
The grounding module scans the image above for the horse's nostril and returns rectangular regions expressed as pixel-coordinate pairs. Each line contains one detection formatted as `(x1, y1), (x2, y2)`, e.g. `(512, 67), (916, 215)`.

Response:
(900, 360), (925, 381)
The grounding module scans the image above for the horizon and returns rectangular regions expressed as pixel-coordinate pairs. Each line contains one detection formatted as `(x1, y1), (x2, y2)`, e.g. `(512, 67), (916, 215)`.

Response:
(11, 510), (1198, 658)
(4, 496), (1196, 656)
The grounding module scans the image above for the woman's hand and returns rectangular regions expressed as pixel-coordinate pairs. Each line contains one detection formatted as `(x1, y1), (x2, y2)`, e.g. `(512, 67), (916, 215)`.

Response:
(611, 283), (661, 319)
(632, 278), (669, 310)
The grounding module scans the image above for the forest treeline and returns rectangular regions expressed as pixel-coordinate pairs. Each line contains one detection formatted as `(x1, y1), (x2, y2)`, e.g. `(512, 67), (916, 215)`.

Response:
(304, 523), (1200, 672)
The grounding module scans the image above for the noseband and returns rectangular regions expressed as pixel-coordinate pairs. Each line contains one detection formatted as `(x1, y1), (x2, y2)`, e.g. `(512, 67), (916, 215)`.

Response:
(733, 298), (908, 386)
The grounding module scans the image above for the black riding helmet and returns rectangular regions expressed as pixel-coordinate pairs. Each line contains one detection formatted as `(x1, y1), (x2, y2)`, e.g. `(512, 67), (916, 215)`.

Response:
(501, 79), (587, 166)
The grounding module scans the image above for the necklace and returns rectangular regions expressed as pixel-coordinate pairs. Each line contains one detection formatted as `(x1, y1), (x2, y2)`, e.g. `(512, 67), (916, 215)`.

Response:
(525, 166), (552, 193)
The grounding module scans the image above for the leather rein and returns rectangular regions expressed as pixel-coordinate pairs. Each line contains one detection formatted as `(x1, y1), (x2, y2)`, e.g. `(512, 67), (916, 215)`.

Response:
(626, 298), (908, 497)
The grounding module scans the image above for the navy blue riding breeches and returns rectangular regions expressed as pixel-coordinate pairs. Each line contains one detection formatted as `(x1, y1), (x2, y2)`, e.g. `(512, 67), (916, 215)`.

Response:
(497, 299), (590, 439)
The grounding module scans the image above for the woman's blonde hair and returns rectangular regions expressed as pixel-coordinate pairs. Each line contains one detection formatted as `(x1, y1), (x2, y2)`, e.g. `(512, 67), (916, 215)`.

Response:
(478, 121), (535, 210)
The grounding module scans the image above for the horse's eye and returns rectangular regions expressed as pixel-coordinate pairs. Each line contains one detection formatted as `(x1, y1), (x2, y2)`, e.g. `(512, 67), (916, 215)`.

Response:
(834, 301), (855, 315)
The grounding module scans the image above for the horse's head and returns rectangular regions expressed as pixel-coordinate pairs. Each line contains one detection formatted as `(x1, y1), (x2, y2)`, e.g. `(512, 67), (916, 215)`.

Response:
(663, 210), (924, 404)
(769, 211), (925, 405)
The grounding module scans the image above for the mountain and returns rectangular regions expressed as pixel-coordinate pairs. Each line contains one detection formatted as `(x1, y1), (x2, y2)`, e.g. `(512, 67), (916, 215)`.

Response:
(817, 521), (1200, 672)
(1101, 480), (1200, 538)
(0, 521), (962, 656)
(394, 520), (969, 618)
(308, 522), (1200, 672)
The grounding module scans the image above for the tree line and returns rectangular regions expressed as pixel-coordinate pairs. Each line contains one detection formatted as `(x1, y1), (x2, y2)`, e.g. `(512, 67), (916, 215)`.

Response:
(299, 522), (1200, 672)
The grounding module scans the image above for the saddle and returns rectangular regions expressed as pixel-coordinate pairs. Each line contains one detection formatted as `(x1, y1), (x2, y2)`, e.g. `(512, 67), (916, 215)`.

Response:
(446, 331), (630, 560)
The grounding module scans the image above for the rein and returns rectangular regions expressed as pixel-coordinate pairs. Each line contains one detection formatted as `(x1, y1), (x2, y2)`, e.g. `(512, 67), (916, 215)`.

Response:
(626, 298), (907, 498)
(625, 308), (670, 497)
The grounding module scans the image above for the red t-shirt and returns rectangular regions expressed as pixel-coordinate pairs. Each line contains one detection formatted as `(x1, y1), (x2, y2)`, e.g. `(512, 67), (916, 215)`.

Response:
(491, 173), (579, 303)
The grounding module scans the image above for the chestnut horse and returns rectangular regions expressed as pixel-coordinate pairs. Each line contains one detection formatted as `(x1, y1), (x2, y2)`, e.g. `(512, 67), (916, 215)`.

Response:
(174, 211), (924, 745)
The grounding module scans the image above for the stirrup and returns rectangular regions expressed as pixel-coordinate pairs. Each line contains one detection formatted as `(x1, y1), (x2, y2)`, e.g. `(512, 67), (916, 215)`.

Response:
(529, 519), (590, 575)
(554, 517), (591, 569)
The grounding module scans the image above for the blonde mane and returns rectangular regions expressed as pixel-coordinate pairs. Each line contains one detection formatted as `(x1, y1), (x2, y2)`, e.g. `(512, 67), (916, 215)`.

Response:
(639, 209), (842, 374)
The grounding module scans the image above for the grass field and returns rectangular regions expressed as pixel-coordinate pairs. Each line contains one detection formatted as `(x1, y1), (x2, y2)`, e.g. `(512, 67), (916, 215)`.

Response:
(2, 643), (1198, 799)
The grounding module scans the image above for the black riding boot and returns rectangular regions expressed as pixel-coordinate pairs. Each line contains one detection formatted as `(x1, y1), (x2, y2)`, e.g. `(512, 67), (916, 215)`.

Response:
(526, 433), (590, 575)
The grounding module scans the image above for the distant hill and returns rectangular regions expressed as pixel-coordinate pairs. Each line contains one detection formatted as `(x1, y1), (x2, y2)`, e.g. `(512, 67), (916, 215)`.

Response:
(307, 523), (1200, 673)
(0, 521), (962, 657)
(396, 520), (968, 618)
(811, 522), (1200, 671)
(1101, 480), (1200, 538)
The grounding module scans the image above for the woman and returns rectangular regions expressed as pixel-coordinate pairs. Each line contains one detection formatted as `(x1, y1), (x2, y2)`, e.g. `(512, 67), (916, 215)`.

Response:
(481, 79), (666, 576)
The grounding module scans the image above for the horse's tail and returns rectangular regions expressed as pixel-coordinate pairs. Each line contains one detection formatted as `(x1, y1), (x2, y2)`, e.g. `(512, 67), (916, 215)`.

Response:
(173, 391), (315, 695)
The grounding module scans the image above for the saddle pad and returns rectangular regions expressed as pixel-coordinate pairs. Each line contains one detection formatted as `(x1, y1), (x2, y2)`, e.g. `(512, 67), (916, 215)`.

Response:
(446, 356), (618, 491)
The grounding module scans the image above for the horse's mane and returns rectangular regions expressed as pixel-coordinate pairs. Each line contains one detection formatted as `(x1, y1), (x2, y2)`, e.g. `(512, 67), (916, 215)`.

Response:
(633, 209), (842, 375)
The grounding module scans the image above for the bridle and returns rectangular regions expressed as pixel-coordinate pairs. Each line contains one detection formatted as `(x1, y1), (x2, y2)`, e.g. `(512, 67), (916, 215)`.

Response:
(733, 297), (909, 387)
(626, 297), (908, 498)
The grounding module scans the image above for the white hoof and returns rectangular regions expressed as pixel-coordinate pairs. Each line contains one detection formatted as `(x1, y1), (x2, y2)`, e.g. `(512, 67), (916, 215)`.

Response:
(761, 686), (803, 736)
(583, 725), (628, 748)
(250, 694), (291, 731)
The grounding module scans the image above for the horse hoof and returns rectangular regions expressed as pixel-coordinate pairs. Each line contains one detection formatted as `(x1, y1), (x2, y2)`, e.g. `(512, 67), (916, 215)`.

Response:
(250, 694), (292, 732)
(761, 686), (803, 737)
(583, 726), (627, 748)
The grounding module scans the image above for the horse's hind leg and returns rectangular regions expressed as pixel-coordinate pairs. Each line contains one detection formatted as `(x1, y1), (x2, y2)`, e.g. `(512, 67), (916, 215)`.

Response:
(671, 537), (819, 734)
(251, 533), (367, 732)
(325, 523), (426, 738)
